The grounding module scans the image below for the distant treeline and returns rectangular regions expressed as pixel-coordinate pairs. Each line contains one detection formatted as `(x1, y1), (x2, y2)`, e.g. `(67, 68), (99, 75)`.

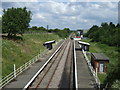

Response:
(85, 22), (120, 47)
(2, 7), (71, 39)
(28, 26), (72, 39)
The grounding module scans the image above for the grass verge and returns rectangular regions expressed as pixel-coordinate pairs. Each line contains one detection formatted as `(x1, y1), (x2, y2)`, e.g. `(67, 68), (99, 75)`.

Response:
(81, 39), (118, 84)
(2, 33), (62, 77)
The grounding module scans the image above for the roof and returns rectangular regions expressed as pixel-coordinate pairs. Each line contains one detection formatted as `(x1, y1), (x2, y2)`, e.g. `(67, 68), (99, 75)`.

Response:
(78, 41), (90, 46)
(91, 53), (109, 61)
(76, 36), (81, 38)
(44, 40), (55, 44)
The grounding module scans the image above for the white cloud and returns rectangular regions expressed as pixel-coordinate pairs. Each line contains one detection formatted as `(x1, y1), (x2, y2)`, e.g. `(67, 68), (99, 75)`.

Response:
(40, 1), (68, 14)
(2, 0), (119, 2)
(33, 2), (118, 29)
(68, 0), (119, 2)
(2, 0), (39, 2)
(91, 4), (101, 9)
(107, 2), (117, 8)
(69, 0), (77, 2)
(1, 2), (118, 29)
(39, 1), (79, 16)
(34, 13), (45, 19)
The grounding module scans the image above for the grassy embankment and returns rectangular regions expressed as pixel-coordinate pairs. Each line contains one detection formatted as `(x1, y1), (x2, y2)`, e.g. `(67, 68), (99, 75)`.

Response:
(81, 39), (118, 84)
(2, 33), (62, 77)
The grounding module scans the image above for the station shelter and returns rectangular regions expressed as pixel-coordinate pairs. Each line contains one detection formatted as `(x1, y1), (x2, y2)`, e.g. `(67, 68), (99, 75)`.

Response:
(91, 53), (109, 73)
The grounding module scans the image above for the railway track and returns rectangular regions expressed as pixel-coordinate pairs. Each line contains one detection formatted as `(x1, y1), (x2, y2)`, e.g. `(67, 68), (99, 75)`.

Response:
(23, 39), (73, 90)
(3, 35), (96, 89)
(2, 33), (97, 89)
(59, 40), (73, 89)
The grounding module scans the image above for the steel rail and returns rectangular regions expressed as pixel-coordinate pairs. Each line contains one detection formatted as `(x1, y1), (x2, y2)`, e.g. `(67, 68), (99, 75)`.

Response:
(23, 40), (65, 90)
(46, 40), (70, 88)
(59, 40), (73, 89)
(34, 40), (69, 88)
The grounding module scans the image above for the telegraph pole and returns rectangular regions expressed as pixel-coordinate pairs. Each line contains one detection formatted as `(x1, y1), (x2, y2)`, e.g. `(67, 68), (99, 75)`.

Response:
(47, 25), (49, 30)
(118, 1), (120, 24)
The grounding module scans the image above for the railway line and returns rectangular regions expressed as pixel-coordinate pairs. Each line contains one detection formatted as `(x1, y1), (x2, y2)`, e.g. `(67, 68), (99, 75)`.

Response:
(23, 39), (73, 89)
(3, 36), (97, 89)
(59, 40), (73, 89)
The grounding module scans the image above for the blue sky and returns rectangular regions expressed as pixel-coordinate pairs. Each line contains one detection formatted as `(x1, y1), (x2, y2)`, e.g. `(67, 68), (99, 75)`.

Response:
(1, 0), (118, 30)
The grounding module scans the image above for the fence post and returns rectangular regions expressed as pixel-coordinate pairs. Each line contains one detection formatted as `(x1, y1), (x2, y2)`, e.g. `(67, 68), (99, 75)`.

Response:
(36, 55), (38, 60)
(37, 53), (39, 59)
(32, 59), (34, 64)
(96, 68), (98, 77)
(25, 63), (27, 70)
(95, 67), (98, 84)
(14, 64), (16, 78)
(20, 66), (22, 73)
(29, 60), (31, 66)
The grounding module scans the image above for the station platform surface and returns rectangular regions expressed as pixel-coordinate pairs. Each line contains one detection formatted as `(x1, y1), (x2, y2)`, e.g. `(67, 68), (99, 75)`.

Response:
(75, 41), (96, 88)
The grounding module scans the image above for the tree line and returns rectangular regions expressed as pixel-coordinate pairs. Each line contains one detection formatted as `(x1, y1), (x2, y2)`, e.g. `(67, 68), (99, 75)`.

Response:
(85, 22), (120, 88)
(85, 22), (120, 47)
(28, 26), (71, 38)
(2, 7), (71, 39)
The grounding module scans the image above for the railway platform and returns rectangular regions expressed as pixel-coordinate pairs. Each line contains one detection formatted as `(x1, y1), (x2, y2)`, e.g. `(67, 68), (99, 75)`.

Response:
(75, 41), (96, 88)
(3, 40), (64, 89)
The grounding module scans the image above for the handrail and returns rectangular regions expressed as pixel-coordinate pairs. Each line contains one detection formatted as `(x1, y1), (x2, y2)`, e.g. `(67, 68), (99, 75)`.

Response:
(23, 40), (65, 90)
(81, 48), (100, 88)
(0, 49), (48, 89)
(0, 40), (63, 89)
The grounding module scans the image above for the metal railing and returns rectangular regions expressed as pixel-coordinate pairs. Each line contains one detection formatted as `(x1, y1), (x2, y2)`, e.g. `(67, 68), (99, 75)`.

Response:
(23, 40), (65, 90)
(0, 49), (48, 89)
(82, 49), (101, 88)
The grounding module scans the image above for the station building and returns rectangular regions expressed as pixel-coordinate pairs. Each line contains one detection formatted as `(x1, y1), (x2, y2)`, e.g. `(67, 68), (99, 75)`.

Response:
(91, 53), (109, 73)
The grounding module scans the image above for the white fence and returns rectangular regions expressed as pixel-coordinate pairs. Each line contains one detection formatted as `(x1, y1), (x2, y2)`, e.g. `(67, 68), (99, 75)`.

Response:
(0, 49), (48, 89)
(82, 49), (101, 88)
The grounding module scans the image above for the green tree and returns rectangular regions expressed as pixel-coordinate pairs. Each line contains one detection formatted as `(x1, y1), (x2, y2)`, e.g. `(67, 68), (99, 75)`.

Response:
(32, 26), (38, 31)
(38, 26), (46, 31)
(0, 17), (1, 33)
(116, 23), (120, 28)
(63, 28), (70, 32)
(2, 7), (32, 37)
(87, 25), (99, 39)
(86, 22), (120, 46)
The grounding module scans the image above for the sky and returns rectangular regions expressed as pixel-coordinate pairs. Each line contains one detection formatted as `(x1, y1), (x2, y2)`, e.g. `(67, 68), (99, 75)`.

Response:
(1, 0), (119, 30)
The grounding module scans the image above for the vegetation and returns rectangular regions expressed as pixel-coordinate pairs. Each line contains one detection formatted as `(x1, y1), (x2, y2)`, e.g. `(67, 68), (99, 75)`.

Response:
(27, 26), (71, 39)
(1, 6), (71, 81)
(0, 17), (2, 79)
(85, 22), (120, 46)
(0, 17), (1, 33)
(84, 22), (120, 88)
(81, 39), (118, 84)
(28, 26), (47, 33)
(2, 7), (71, 39)
(98, 73), (107, 84)
(50, 28), (71, 38)
(2, 33), (61, 77)
(2, 7), (72, 78)
(2, 7), (32, 37)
